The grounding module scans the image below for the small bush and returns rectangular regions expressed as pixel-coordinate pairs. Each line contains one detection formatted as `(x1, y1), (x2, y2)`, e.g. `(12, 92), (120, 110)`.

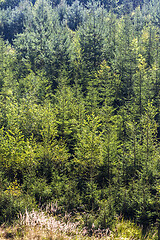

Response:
(0, 190), (36, 224)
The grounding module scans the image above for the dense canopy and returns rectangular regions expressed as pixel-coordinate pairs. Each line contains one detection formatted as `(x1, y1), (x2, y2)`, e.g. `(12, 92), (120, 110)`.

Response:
(0, 0), (160, 236)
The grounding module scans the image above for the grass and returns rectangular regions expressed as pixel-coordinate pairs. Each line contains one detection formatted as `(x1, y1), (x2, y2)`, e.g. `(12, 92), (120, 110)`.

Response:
(0, 209), (158, 240)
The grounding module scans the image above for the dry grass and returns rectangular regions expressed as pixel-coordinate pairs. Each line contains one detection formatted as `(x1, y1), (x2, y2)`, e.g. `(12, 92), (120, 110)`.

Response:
(0, 209), (158, 240)
(0, 226), (111, 240)
(0, 210), (111, 240)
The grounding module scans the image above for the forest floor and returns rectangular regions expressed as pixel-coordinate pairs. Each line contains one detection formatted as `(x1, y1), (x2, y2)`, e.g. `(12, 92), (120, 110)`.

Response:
(0, 225), (156, 240)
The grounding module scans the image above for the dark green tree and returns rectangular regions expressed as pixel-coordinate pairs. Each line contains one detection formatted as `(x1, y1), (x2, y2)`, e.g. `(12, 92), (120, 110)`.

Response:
(14, 0), (54, 72)
(113, 15), (137, 105)
(78, 3), (104, 91)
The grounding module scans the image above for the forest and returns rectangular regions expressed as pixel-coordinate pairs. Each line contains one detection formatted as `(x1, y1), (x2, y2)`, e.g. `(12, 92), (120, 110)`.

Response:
(0, 0), (160, 238)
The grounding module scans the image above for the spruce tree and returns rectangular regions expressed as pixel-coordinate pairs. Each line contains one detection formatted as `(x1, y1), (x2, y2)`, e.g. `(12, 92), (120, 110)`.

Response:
(78, 3), (104, 92)
(14, 0), (54, 72)
(74, 113), (103, 183)
(113, 15), (136, 106)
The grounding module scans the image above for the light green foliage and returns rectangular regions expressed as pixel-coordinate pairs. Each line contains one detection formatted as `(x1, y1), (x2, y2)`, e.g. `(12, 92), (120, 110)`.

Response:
(74, 114), (103, 180)
(112, 218), (142, 239)
(95, 60), (120, 106)
(0, 37), (17, 93)
(103, 12), (117, 64)
(114, 15), (137, 103)
(0, 0), (160, 236)
(0, 127), (37, 179)
(100, 108), (120, 184)
(54, 77), (83, 152)
(140, 101), (159, 169)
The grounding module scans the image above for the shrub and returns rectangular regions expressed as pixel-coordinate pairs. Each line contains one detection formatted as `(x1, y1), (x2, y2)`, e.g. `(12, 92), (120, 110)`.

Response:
(0, 189), (36, 224)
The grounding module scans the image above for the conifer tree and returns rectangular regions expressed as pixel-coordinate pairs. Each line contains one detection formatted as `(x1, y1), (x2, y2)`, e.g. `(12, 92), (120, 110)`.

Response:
(132, 102), (160, 228)
(133, 6), (145, 41)
(14, 0), (54, 72)
(95, 60), (120, 107)
(0, 36), (5, 91)
(54, 75), (81, 153)
(99, 103), (119, 186)
(66, 0), (85, 31)
(46, 23), (71, 83)
(150, 0), (160, 27)
(78, 3), (104, 91)
(140, 101), (159, 171)
(74, 113), (103, 183)
(103, 11), (117, 66)
(133, 26), (158, 120)
(113, 15), (136, 105)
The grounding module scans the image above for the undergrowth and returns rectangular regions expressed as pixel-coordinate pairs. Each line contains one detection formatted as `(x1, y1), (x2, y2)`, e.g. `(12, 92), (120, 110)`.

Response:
(0, 209), (158, 240)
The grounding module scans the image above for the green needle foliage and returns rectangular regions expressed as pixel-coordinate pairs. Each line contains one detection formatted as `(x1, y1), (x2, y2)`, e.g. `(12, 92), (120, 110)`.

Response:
(0, 0), (160, 238)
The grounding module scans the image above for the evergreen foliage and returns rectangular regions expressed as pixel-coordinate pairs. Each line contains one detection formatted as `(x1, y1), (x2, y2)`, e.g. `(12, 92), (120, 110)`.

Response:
(0, 0), (160, 237)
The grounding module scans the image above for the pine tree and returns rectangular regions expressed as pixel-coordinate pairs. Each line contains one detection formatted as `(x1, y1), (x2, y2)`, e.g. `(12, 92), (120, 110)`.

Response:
(140, 101), (159, 170)
(133, 25), (158, 120)
(45, 23), (71, 83)
(132, 102), (160, 229)
(99, 104), (119, 186)
(78, 3), (104, 92)
(54, 75), (81, 153)
(14, 0), (54, 72)
(74, 113), (103, 183)
(150, 0), (160, 28)
(103, 11), (117, 66)
(0, 36), (5, 91)
(113, 15), (137, 106)
(66, 0), (85, 31)
(95, 60), (120, 107)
